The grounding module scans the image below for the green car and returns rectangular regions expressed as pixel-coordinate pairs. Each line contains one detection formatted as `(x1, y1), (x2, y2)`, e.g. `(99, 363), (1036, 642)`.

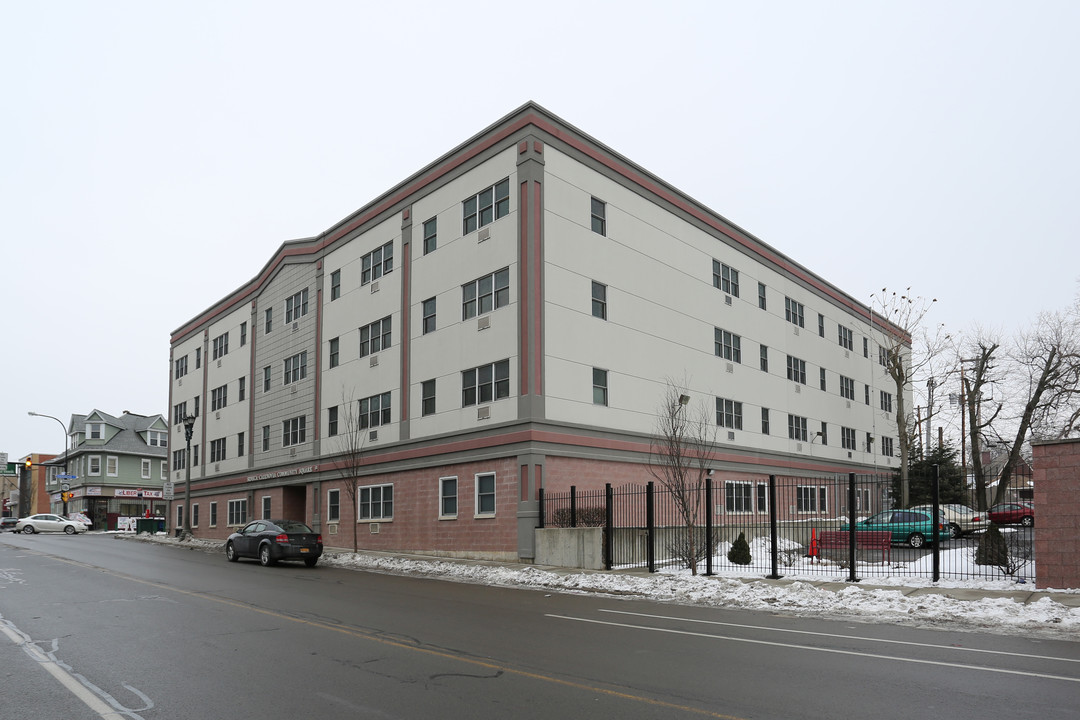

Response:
(844, 509), (949, 548)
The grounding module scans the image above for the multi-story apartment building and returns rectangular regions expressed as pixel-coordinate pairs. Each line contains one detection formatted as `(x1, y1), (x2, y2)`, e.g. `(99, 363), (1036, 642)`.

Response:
(43, 410), (170, 529)
(168, 102), (909, 561)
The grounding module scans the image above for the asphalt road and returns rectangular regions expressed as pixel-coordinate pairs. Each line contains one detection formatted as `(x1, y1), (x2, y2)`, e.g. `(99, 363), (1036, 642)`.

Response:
(1, 532), (1077, 720)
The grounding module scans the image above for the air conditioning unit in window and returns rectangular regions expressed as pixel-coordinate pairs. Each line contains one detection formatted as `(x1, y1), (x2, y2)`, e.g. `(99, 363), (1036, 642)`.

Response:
(844, 350), (850, 359)
(478, 316), (490, 331)
(328, 523), (338, 535)
(727, 431), (735, 441)
(215, 411), (221, 420)
(178, 378), (182, 387)
(217, 359), (222, 368)
(795, 385), (801, 393)
(290, 448), (296, 457)
(371, 281), (379, 293)
(477, 406), (490, 420)
(796, 443), (803, 452)
(846, 401), (851, 409)
(725, 295), (732, 306)
(370, 355), (379, 367)
(369, 523), (380, 534)
(793, 327), (800, 336)
(726, 362), (734, 374)
(478, 227), (490, 242)
(369, 430), (378, 442)
(292, 322), (298, 332)
(214, 463), (220, 472)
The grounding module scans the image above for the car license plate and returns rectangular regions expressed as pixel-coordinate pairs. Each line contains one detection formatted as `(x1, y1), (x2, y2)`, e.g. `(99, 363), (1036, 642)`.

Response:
(300, 548), (309, 553)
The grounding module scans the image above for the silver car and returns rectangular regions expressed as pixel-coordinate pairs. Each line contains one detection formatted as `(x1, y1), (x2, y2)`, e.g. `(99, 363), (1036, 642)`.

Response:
(15, 514), (88, 535)
(910, 504), (989, 539)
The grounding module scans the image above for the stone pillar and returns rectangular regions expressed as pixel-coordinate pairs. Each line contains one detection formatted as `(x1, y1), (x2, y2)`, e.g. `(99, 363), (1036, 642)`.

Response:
(1032, 438), (1080, 590)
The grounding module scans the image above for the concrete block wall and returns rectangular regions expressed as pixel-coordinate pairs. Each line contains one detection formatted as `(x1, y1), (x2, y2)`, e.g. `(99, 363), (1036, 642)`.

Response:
(1032, 438), (1080, 590)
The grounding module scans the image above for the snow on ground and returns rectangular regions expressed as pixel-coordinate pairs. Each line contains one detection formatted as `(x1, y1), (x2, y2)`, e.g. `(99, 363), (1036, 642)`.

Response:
(130, 532), (1080, 639)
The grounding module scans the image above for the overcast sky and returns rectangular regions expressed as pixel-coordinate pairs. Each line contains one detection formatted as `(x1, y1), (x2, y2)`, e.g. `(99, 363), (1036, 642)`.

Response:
(3, 1), (1077, 460)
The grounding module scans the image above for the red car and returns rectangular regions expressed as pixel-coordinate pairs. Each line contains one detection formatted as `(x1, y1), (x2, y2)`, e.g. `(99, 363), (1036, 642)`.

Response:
(987, 502), (1034, 527)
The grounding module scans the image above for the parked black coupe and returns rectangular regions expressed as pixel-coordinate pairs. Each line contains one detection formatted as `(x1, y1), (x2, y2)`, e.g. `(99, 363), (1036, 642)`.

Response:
(225, 519), (323, 567)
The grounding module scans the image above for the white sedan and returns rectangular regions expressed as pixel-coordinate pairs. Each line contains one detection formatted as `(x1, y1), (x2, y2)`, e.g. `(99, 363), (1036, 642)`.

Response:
(15, 514), (88, 534)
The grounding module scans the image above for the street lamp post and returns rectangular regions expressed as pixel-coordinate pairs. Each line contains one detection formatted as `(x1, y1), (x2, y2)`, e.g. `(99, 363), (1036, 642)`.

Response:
(28, 411), (69, 516)
(181, 413), (197, 540)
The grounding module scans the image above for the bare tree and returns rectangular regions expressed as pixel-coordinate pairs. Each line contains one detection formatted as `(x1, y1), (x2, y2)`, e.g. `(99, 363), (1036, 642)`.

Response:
(333, 394), (367, 554)
(648, 379), (717, 575)
(871, 288), (946, 507)
(958, 337), (1002, 511)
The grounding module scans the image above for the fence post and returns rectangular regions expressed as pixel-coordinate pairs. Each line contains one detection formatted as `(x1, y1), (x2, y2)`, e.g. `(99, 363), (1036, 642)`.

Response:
(847, 473), (858, 582)
(570, 485), (577, 528)
(705, 477), (713, 576)
(538, 488), (545, 529)
(646, 481), (655, 573)
(768, 475), (780, 579)
(931, 464), (940, 583)
(605, 483), (613, 571)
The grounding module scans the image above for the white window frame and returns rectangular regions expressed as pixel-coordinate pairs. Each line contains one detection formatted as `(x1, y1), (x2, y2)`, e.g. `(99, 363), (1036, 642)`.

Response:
(474, 472), (496, 517)
(724, 481), (753, 513)
(227, 499), (247, 526)
(327, 489), (340, 523)
(261, 496), (271, 519)
(141, 459), (151, 480)
(160, 461), (167, 480)
(88, 455), (101, 476)
(106, 456), (118, 477)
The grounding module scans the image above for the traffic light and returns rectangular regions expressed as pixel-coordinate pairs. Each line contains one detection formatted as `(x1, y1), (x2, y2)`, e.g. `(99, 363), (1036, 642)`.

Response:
(24, 458), (31, 469)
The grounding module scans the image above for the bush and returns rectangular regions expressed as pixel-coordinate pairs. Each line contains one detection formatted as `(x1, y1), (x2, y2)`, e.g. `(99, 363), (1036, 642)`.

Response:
(727, 532), (752, 565)
(975, 523), (1009, 568)
(551, 506), (606, 528)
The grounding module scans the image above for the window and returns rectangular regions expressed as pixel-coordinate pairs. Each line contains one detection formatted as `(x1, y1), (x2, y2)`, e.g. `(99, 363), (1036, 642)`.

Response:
(240, 322), (247, 347)
(359, 392), (392, 429)
(262, 425), (270, 452)
(359, 483), (393, 520)
(759, 345), (768, 372)
(863, 336), (869, 358)
(462, 268), (510, 319)
(148, 431), (167, 447)
(788, 415), (808, 442)
(141, 459), (151, 479)
(463, 178), (510, 234)
(591, 281), (607, 320)
(192, 504), (199, 528)
(176, 505), (183, 529)
(757, 483), (768, 513)
(761, 408), (770, 435)
(329, 337), (340, 369)
(785, 297), (805, 328)
(330, 270), (341, 301)
(841, 427), (857, 450)
(89, 455), (101, 476)
(786, 355), (807, 384)
(237, 432), (245, 458)
(725, 482), (752, 513)
(263, 366), (271, 392)
(866, 432), (875, 454)
(422, 298), (436, 334)
(758, 282), (767, 310)
(865, 384), (871, 405)
(238, 377), (246, 402)
(714, 328), (741, 363)
(879, 346), (890, 367)
(840, 376), (856, 400)
(796, 486), (825, 513)
(175, 356), (188, 379)
(211, 385), (227, 411)
(106, 456), (118, 477)
(285, 288), (309, 323)
(423, 217), (437, 255)
(212, 332), (229, 360)
(818, 313), (825, 338)
(227, 499), (247, 526)
(820, 367), (827, 391)
(327, 489), (340, 522)
(882, 437), (895, 456)
(838, 325), (853, 351)
(88, 423), (103, 440)
(195, 348), (201, 369)
(210, 502), (217, 527)
(462, 360), (510, 406)
(359, 316), (392, 357)
(421, 380), (436, 417)
(591, 197), (606, 235)
(210, 438), (226, 463)
(160, 461), (167, 480)
(327, 406), (338, 436)
(361, 241), (394, 285)
(440, 477), (457, 518)
(282, 416), (306, 447)
(712, 260), (740, 297)
(880, 391), (893, 413)
(172, 449), (186, 471)
(716, 398), (743, 430)
(174, 402), (187, 425)
(265, 308), (272, 334)
(284, 352), (307, 384)
(262, 496), (271, 520)
(475, 473), (496, 515)
(820, 422), (828, 446)
(593, 368), (608, 406)
(194, 397), (200, 418)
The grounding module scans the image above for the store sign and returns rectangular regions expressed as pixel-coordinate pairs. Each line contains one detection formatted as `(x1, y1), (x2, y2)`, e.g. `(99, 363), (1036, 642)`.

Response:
(246, 465), (319, 483)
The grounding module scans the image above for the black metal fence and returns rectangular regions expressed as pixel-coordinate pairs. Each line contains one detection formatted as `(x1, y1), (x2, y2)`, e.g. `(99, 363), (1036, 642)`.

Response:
(539, 470), (1036, 584)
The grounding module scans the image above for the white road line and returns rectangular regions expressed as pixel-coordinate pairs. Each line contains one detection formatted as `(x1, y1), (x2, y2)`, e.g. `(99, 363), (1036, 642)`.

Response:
(598, 608), (1080, 664)
(0, 618), (137, 720)
(546, 614), (1080, 683)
